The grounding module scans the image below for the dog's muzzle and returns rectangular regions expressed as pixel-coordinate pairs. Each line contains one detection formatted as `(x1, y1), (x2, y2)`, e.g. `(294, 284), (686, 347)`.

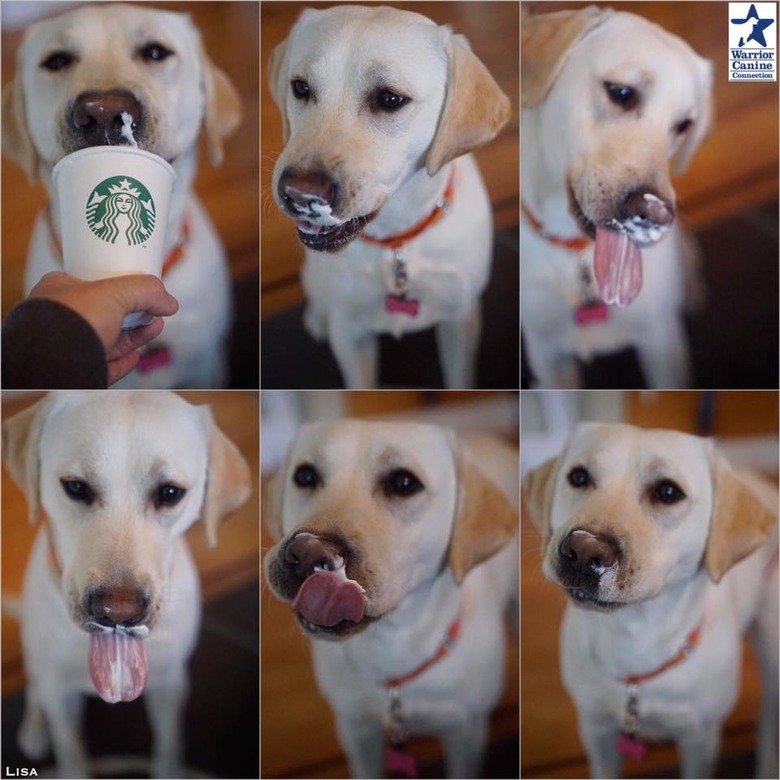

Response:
(67, 89), (144, 150)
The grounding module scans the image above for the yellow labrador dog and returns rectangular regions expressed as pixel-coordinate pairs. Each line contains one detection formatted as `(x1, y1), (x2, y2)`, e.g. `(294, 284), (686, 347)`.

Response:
(264, 420), (518, 777)
(3, 4), (241, 388)
(3, 392), (251, 778)
(523, 423), (778, 778)
(269, 6), (511, 389)
(521, 7), (713, 388)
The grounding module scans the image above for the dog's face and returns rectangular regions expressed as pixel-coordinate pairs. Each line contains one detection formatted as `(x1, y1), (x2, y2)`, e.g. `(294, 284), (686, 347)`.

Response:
(269, 5), (510, 252)
(3, 391), (251, 634)
(263, 420), (517, 640)
(523, 423), (776, 612)
(3, 3), (241, 181)
(525, 10), (712, 241)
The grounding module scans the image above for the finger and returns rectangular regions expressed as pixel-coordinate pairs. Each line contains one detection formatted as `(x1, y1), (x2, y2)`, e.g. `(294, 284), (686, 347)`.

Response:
(106, 317), (165, 361)
(107, 351), (141, 386)
(102, 275), (179, 317)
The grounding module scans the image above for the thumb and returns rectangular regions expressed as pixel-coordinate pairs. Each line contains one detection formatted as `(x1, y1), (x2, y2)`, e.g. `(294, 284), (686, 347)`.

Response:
(102, 274), (179, 317)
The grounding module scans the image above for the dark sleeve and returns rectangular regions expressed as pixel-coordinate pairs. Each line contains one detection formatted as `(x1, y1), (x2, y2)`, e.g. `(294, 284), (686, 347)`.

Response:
(2, 298), (108, 389)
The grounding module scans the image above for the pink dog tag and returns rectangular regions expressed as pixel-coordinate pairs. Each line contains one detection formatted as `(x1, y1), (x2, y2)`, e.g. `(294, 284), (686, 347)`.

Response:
(386, 294), (420, 317)
(617, 731), (647, 762)
(385, 745), (419, 778)
(575, 301), (609, 326)
(138, 344), (173, 374)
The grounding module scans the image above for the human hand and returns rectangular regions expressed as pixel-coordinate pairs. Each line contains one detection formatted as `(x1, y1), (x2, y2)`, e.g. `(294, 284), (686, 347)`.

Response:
(27, 272), (179, 385)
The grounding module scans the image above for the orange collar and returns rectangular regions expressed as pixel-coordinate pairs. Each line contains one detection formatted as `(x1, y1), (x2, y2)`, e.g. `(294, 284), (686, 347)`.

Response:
(362, 170), (455, 250)
(383, 615), (461, 690)
(45, 205), (190, 279)
(522, 200), (592, 253)
(621, 620), (704, 687)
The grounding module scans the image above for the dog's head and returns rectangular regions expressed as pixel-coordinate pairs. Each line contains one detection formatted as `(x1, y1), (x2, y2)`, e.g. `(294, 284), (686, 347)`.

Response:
(2, 3), (241, 183)
(269, 5), (510, 252)
(522, 7), (712, 304)
(3, 391), (251, 635)
(523, 423), (776, 612)
(263, 419), (517, 640)
(523, 8), (712, 235)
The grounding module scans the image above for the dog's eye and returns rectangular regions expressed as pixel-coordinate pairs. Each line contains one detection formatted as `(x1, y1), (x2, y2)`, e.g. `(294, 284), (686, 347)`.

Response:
(40, 51), (76, 72)
(604, 82), (640, 110)
(155, 484), (186, 508)
(293, 463), (320, 489)
(138, 42), (175, 63)
(567, 466), (592, 489)
(382, 469), (424, 498)
(291, 80), (311, 101)
(650, 479), (686, 505)
(674, 118), (693, 135)
(61, 479), (94, 505)
(374, 90), (408, 112)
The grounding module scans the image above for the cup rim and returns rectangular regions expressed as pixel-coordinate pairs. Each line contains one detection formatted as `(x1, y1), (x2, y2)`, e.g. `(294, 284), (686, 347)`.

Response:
(52, 146), (175, 183)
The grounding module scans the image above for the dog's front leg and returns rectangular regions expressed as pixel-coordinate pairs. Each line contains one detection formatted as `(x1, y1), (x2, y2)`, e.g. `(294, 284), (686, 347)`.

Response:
(577, 712), (621, 779)
(675, 722), (721, 779)
(144, 681), (188, 778)
(435, 306), (481, 389)
(440, 713), (488, 779)
(334, 712), (385, 778)
(326, 313), (378, 389)
(40, 688), (89, 779)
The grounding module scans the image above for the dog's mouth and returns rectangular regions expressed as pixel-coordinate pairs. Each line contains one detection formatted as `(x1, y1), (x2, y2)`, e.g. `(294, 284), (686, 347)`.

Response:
(83, 622), (149, 703)
(295, 213), (377, 253)
(569, 188), (673, 308)
(565, 587), (624, 612)
(290, 568), (372, 640)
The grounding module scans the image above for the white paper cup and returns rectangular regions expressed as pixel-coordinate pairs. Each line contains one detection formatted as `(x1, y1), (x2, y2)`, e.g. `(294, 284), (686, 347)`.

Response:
(51, 147), (175, 329)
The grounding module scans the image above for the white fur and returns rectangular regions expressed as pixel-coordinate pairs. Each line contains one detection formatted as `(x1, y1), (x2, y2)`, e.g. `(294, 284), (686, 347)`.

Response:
(521, 9), (713, 388)
(4, 392), (251, 778)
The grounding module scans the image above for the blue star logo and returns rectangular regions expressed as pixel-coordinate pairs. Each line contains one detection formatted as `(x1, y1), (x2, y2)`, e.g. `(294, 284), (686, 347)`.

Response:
(731, 3), (774, 47)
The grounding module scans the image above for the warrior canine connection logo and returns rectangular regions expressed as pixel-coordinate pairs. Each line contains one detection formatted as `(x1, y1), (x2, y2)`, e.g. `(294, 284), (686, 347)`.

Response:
(85, 176), (156, 245)
(729, 3), (776, 81)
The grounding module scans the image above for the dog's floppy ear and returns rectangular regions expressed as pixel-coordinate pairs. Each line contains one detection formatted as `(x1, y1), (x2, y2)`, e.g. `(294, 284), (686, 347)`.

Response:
(672, 54), (713, 175)
(2, 75), (39, 182)
(426, 32), (511, 176)
(202, 52), (242, 167)
(448, 437), (518, 584)
(268, 37), (291, 141)
(521, 457), (560, 538)
(521, 6), (611, 109)
(705, 450), (777, 583)
(262, 467), (286, 541)
(3, 398), (50, 523)
(201, 408), (252, 547)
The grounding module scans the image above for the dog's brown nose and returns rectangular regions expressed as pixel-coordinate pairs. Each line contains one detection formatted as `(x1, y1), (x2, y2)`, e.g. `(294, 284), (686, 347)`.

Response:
(277, 169), (338, 216)
(623, 190), (675, 227)
(71, 90), (142, 146)
(559, 529), (619, 572)
(284, 533), (345, 580)
(88, 588), (149, 627)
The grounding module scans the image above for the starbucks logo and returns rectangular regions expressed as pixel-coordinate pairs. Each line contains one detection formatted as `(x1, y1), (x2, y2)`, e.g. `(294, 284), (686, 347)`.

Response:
(85, 176), (156, 246)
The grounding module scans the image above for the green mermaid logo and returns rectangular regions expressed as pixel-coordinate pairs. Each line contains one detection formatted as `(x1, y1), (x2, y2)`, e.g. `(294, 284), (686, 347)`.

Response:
(85, 176), (156, 246)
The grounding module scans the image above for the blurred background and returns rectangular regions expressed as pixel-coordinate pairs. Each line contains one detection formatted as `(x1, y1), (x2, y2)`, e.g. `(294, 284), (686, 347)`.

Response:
(260, 2), (519, 389)
(261, 390), (519, 777)
(521, 2), (778, 389)
(521, 389), (779, 778)
(1, 391), (259, 778)
(1, 1), (259, 389)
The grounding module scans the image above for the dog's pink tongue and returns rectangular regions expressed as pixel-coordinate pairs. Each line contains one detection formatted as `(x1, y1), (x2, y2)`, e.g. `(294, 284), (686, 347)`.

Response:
(594, 227), (643, 307)
(292, 571), (366, 627)
(88, 632), (148, 704)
